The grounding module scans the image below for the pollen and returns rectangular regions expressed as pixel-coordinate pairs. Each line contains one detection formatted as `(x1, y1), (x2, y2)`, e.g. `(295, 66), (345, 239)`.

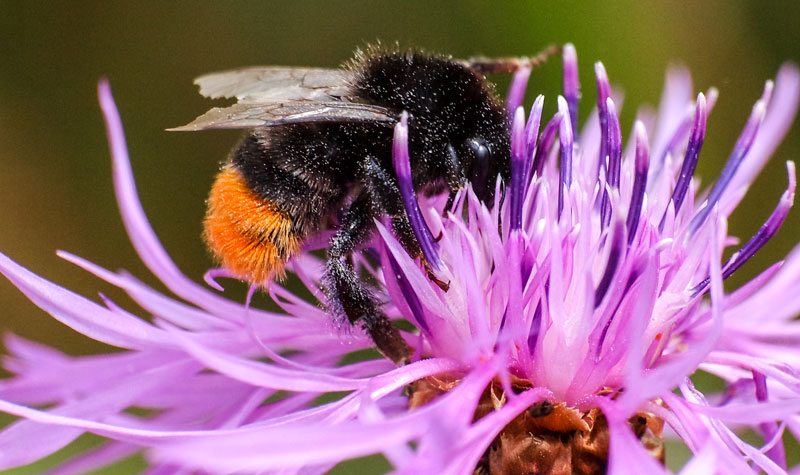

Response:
(204, 166), (300, 284)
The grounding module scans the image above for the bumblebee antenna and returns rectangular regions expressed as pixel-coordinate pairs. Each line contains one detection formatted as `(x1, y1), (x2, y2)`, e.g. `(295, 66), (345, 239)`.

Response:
(528, 44), (562, 69)
(467, 44), (562, 75)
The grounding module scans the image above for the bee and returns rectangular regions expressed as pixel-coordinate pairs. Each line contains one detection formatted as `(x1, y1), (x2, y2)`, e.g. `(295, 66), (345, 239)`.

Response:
(172, 46), (553, 364)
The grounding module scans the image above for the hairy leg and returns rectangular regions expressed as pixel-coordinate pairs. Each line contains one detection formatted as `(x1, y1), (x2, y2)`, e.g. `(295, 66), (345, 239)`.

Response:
(326, 194), (409, 364)
(361, 157), (450, 291)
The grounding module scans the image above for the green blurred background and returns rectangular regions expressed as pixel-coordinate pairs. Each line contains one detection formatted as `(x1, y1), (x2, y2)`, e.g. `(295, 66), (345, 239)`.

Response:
(0, 1), (798, 472)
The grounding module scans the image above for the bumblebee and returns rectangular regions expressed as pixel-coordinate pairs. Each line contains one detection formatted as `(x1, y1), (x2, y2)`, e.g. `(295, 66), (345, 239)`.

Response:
(173, 46), (548, 364)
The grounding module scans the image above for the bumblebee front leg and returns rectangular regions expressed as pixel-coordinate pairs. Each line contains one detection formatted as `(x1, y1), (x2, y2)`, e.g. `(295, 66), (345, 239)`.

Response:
(362, 157), (448, 290)
(326, 195), (410, 365)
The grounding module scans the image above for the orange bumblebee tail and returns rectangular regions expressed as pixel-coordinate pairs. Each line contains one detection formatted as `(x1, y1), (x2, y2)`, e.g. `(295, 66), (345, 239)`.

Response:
(204, 166), (301, 284)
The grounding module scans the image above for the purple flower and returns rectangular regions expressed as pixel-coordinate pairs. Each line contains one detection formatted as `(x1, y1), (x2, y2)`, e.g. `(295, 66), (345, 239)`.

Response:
(1, 45), (799, 473)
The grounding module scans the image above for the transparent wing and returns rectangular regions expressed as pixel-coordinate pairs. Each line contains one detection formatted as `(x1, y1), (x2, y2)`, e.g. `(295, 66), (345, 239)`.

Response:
(193, 67), (355, 103)
(170, 66), (398, 131)
(168, 101), (397, 131)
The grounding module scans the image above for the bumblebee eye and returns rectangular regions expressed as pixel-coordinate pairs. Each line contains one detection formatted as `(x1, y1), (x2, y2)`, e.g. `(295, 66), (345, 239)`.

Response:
(467, 138), (491, 198)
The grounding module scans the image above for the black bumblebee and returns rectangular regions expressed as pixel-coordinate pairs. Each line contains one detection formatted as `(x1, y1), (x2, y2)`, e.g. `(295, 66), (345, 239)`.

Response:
(173, 46), (547, 364)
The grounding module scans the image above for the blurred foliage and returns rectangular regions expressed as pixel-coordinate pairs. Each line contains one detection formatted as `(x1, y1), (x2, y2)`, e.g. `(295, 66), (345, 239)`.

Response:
(0, 1), (798, 472)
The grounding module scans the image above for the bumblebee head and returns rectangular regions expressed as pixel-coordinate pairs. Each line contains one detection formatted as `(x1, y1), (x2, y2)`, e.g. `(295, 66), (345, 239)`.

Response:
(458, 128), (510, 205)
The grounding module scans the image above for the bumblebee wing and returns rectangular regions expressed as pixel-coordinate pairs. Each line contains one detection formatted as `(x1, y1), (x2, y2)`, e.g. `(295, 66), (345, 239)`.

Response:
(168, 101), (397, 131)
(170, 66), (396, 131)
(193, 67), (355, 103)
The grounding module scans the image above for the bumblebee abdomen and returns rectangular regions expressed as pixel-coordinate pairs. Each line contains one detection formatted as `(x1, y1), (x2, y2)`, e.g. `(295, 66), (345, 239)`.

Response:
(205, 126), (362, 284)
(204, 166), (301, 283)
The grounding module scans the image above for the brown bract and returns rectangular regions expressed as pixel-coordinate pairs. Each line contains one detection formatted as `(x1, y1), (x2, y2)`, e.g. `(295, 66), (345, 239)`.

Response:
(407, 376), (665, 474)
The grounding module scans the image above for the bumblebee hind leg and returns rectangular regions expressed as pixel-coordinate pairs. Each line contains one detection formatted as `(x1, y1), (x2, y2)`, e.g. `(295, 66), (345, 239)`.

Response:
(326, 194), (410, 365)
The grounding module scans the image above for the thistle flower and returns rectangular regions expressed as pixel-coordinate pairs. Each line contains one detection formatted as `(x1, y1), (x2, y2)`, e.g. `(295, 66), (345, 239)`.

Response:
(0, 45), (799, 474)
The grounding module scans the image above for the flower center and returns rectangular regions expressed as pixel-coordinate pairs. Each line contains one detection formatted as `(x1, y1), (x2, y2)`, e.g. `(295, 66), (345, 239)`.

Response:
(408, 376), (665, 474)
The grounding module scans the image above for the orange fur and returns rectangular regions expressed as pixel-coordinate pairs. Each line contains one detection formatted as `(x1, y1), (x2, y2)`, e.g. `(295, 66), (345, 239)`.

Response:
(204, 166), (300, 284)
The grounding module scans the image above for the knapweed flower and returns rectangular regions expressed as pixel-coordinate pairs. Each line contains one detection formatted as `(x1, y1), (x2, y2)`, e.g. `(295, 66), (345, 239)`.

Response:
(1, 44), (799, 474)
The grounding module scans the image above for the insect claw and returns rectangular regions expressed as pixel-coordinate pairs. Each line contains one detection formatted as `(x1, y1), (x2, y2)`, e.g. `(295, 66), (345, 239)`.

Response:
(422, 259), (450, 291)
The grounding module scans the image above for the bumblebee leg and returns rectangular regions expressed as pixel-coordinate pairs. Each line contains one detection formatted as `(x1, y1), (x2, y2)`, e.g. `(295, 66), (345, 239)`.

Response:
(388, 214), (421, 255)
(361, 157), (404, 214)
(362, 157), (450, 292)
(388, 215), (448, 291)
(361, 157), (423, 252)
(360, 157), (419, 255)
(326, 195), (410, 365)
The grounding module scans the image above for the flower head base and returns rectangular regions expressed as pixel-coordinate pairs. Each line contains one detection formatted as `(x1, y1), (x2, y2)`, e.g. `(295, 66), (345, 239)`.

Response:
(0, 46), (799, 474)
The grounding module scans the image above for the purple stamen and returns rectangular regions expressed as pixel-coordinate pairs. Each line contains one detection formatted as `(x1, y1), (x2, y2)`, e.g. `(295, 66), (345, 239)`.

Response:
(660, 93), (707, 231)
(721, 160), (795, 272)
(562, 43), (580, 134)
(606, 98), (622, 191)
(594, 259), (646, 360)
(506, 59), (532, 123)
(527, 300), (543, 352)
(653, 88), (718, 182)
(719, 378), (755, 406)
(691, 161), (796, 296)
(595, 62), (612, 180)
(595, 220), (625, 308)
(392, 111), (442, 271)
(386, 247), (429, 332)
(753, 371), (787, 468)
(600, 98), (622, 229)
(688, 100), (766, 234)
(627, 122), (650, 245)
(531, 111), (563, 178)
(557, 96), (574, 218)
(524, 95), (545, 181)
(753, 370), (768, 401)
(510, 106), (527, 230)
